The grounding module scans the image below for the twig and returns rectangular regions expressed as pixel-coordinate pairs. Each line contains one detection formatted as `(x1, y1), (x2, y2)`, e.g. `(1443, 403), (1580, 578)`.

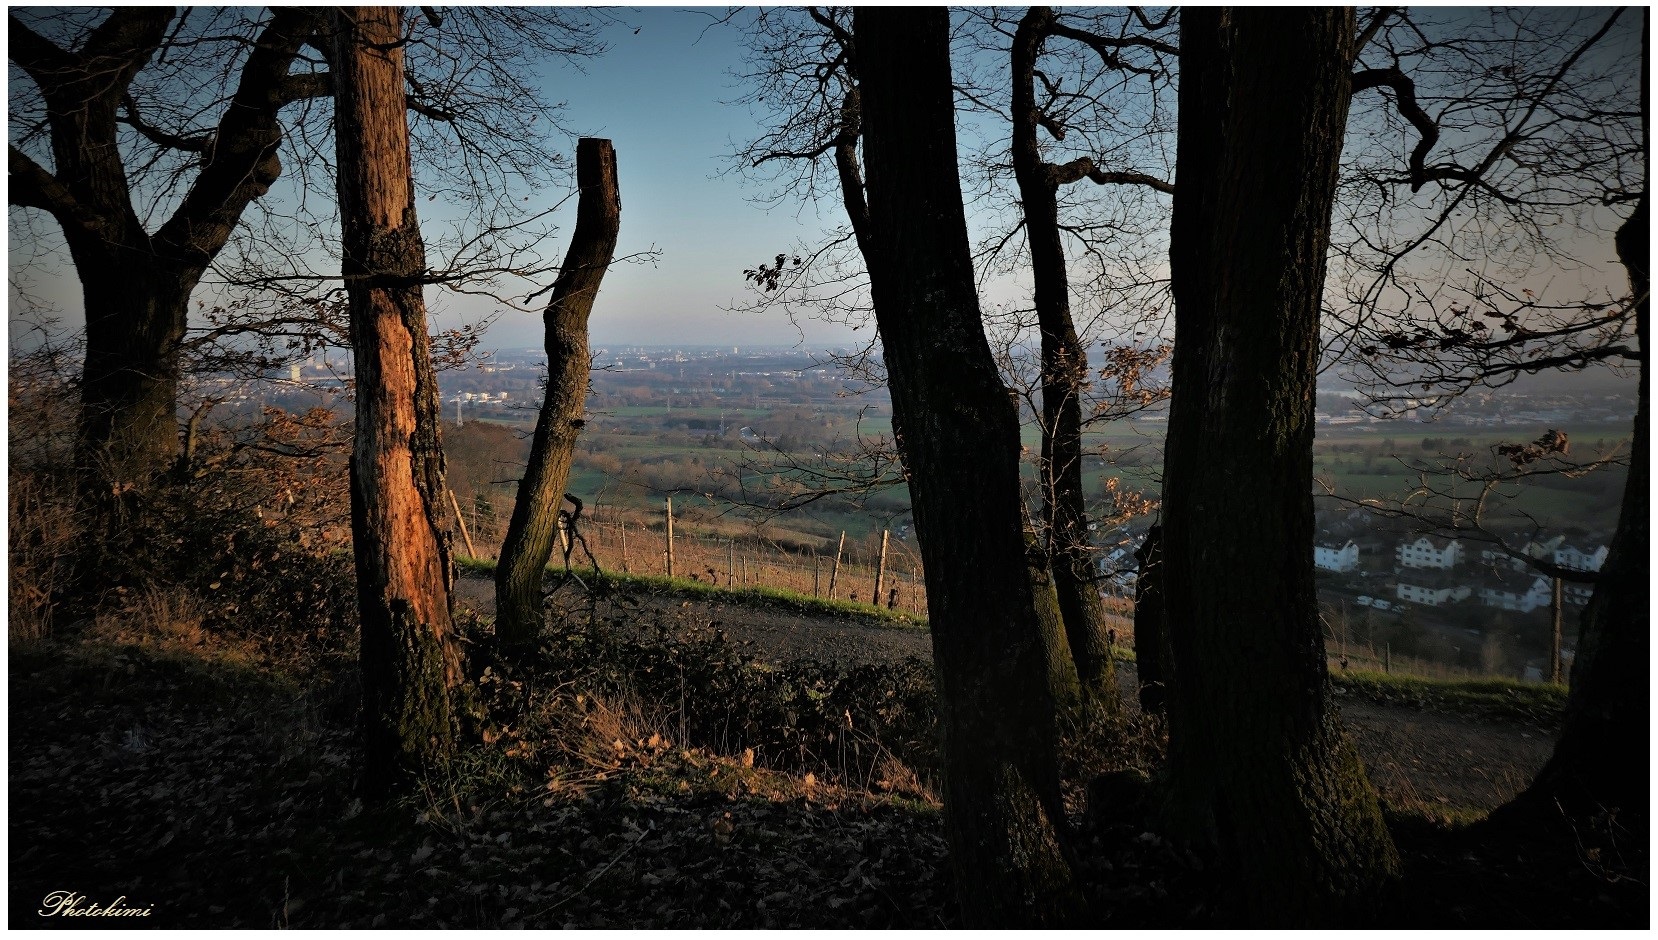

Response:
(532, 823), (654, 918)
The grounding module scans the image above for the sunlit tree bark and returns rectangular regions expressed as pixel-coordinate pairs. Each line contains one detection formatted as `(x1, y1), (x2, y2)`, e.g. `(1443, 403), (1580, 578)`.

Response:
(334, 6), (463, 797)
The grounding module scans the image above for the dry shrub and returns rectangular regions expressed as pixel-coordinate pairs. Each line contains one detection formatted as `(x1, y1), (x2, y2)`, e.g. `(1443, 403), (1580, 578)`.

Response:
(473, 616), (941, 791)
(8, 475), (78, 644)
(545, 689), (677, 778)
(86, 587), (210, 650)
(8, 338), (81, 643)
(1058, 695), (1168, 810)
(8, 344), (357, 663)
(868, 753), (937, 804)
(465, 667), (685, 802)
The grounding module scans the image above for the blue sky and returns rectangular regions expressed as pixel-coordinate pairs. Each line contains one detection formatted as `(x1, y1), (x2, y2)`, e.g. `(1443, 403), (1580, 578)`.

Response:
(9, 7), (1639, 362)
(6, 8), (864, 352)
(485, 8), (852, 349)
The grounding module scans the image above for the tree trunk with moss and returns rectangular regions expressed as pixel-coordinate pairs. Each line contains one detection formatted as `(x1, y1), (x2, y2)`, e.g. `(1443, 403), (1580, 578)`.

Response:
(1027, 531), (1083, 711)
(1160, 7), (1397, 923)
(495, 138), (622, 654)
(854, 7), (1080, 925)
(1009, 7), (1116, 698)
(334, 6), (463, 798)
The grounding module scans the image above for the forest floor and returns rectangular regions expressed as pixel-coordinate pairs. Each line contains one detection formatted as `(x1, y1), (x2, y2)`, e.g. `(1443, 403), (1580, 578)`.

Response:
(455, 575), (1556, 815)
(9, 573), (1643, 928)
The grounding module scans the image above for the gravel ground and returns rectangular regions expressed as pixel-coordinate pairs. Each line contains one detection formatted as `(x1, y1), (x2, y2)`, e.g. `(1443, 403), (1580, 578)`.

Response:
(455, 573), (1554, 812)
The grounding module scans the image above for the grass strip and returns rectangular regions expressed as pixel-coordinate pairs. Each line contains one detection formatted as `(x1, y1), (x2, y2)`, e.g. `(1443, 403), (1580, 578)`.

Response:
(1332, 669), (1566, 726)
(455, 555), (928, 630)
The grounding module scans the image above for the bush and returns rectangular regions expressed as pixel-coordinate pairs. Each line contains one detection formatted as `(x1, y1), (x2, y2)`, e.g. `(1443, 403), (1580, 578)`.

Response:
(9, 389), (359, 664)
(480, 614), (941, 788)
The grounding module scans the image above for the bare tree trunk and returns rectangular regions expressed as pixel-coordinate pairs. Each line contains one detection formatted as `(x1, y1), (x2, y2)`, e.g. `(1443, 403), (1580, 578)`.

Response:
(1010, 6), (1114, 697)
(334, 6), (463, 797)
(1132, 524), (1169, 713)
(1027, 532), (1083, 711)
(8, 8), (325, 497)
(1160, 8), (1397, 923)
(1500, 169), (1648, 827)
(855, 7), (1080, 925)
(74, 264), (194, 491)
(495, 138), (621, 653)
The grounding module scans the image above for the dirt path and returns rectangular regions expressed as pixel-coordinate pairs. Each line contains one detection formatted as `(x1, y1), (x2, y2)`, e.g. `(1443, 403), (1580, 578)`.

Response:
(455, 574), (1555, 812)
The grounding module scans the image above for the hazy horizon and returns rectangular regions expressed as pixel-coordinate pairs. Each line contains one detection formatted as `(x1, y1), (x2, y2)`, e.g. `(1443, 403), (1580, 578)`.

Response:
(9, 8), (1640, 359)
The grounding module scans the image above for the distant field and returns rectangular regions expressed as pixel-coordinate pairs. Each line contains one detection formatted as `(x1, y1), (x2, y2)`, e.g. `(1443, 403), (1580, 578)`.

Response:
(452, 406), (1632, 549)
(596, 405), (774, 420)
(1310, 421), (1631, 533)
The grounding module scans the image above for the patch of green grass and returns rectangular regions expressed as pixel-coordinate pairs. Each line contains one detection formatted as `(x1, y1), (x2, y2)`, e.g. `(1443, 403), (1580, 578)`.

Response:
(1333, 669), (1565, 726)
(1382, 801), (1490, 831)
(455, 555), (928, 630)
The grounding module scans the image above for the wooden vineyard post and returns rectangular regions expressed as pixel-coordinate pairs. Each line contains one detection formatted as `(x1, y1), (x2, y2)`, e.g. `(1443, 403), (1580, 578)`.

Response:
(665, 497), (675, 577)
(728, 539), (735, 587)
(872, 529), (890, 606)
(620, 525), (629, 573)
(449, 488), (478, 559)
(1550, 576), (1565, 684)
(828, 531), (846, 599)
(813, 552), (820, 597)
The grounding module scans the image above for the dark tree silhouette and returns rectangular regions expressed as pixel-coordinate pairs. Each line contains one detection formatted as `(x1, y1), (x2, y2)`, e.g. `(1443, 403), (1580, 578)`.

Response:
(1130, 524), (1168, 713)
(854, 6), (1080, 926)
(8, 8), (327, 492)
(730, 6), (1085, 701)
(1008, 6), (1173, 696)
(1160, 8), (1397, 923)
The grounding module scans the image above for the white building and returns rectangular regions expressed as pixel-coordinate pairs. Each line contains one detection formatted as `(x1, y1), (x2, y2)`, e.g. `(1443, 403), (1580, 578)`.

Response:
(1395, 536), (1464, 570)
(1553, 543), (1608, 573)
(1478, 547), (1528, 572)
(1563, 580), (1595, 608)
(1478, 573), (1552, 613)
(1314, 540), (1360, 573)
(1524, 535), (1566, 561)
(1396, 580), (1472, 607)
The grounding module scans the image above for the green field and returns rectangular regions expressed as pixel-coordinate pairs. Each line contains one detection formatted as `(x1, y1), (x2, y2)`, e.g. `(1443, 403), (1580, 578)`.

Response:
(598, 405), (773, 420)
(1308, 422), (1631, 533)
(450, 408), (1632, 548)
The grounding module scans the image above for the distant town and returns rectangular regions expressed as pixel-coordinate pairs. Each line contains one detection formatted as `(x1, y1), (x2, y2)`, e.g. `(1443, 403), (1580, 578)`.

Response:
(252, 345), (878, 420)
(248, 343), (1639, 429)
(1094, 511), (1608, 682)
